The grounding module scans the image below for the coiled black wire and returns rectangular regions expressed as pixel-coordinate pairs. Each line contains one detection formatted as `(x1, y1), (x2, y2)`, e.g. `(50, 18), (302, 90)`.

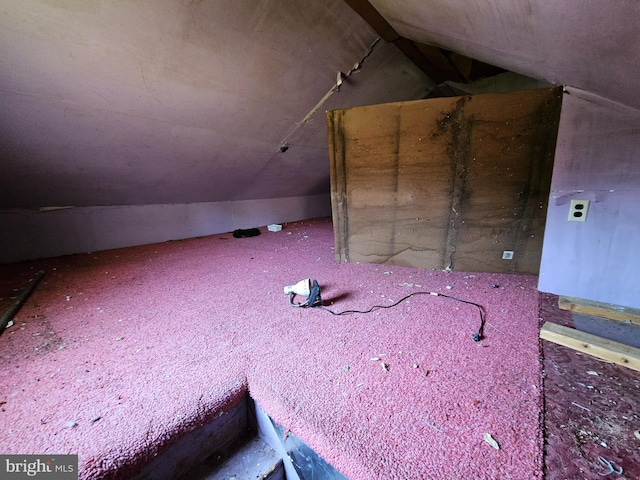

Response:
(314, 290), (486, 342)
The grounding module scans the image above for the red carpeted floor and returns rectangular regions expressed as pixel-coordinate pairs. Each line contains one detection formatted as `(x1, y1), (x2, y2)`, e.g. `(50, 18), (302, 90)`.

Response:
(1, 218), (544, 479)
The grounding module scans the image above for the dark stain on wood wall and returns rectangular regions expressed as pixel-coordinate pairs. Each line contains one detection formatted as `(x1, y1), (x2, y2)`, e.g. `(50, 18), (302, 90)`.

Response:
(327, 87), (562, 274)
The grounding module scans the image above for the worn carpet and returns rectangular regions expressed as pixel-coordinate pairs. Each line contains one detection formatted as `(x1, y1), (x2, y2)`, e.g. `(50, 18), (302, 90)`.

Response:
(0, 218), (543, 479)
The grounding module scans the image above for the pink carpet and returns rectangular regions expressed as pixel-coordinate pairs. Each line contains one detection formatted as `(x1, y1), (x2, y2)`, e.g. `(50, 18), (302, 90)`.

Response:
(0, 218), (543, 479)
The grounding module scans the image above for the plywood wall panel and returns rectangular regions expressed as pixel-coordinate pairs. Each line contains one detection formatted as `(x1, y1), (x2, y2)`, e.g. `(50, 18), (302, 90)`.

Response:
(327, 88), (561, 274)
(328, 98), (459, 268)
(454, 89), (561, 273)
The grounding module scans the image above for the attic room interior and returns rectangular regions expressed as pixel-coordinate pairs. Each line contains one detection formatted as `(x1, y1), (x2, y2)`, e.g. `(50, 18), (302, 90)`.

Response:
(1, 0), (639, 479)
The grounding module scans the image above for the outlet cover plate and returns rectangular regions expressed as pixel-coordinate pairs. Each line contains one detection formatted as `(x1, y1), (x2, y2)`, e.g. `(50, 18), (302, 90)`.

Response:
(502, 251), (514, 260)
(568, 199), (589, 222)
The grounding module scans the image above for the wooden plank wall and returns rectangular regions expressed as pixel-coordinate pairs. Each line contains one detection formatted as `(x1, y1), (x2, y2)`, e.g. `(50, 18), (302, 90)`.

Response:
(327, 88), (562, 274)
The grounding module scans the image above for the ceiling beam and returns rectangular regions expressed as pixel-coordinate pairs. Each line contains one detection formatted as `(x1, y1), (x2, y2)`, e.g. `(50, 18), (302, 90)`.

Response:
(392, 38), (466, 84)
(343, 0), (504, 85)
(343, 0), (399, 42)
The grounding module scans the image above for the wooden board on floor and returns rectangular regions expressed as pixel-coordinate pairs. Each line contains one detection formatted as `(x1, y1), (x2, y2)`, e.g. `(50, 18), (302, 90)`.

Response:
(327, 87), (562, 274)
(540, 321), (640, 372)
(558, 296), (640, 326)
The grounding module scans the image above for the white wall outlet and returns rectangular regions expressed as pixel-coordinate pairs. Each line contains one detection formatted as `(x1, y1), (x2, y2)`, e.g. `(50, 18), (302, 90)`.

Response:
(568, 199), (589, 222)
(502, 251), (514, 260)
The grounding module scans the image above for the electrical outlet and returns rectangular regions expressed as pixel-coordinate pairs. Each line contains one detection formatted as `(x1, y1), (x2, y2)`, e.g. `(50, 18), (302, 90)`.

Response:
(568, 199), (589, 222)
(502, 251), (514, 260)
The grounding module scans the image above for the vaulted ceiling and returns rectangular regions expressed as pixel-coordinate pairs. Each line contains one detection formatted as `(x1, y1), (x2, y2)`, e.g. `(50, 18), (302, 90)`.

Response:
(370, 0), (640, 110)
(1, 0), (637, 210)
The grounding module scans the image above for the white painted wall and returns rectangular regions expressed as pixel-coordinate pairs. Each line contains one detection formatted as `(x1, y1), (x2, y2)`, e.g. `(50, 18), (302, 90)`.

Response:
(539, 88), (640, 308)
(0, 195), (330, 264)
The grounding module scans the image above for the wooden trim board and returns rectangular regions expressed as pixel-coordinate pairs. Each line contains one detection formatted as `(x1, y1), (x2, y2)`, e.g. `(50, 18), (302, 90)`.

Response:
(540, 321), (640, 372)
(558, 296), (640, 326)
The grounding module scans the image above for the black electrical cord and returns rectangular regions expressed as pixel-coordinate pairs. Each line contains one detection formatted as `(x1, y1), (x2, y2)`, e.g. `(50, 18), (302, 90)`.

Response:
(307, 290), (486, 342)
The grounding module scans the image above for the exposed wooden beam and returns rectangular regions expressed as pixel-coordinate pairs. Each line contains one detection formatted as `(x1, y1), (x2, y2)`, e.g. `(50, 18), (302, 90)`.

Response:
(540, 321), (640, 372)
(390, 37), (448, 84)
(343, 0), (504, 85)
(411, 42), (467, 84)
(342, 0), (399, 42)
(343, 0), (453, 83)
(559, 296), (640, 326)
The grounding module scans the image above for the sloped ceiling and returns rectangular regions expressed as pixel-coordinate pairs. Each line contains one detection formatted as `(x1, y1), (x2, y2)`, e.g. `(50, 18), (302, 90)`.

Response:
(370, 0), (640, 110)
(2, 0), (638, 210)
(0, 0), (432, 208)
